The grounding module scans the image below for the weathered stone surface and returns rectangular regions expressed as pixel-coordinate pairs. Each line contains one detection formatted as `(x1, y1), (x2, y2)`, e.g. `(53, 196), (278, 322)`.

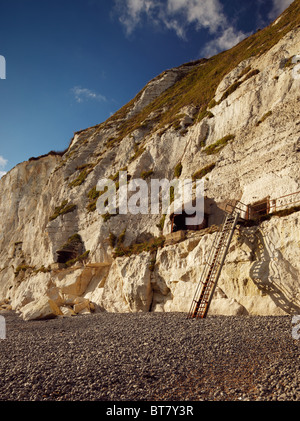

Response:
(209, 298), (248, 316)
(126, 69), (182, 118)
(55, 267), (93, 296)
(99, 253), (153, 313)
(164, 231), (186, 246)
(20, 297), (62, 321)
(11, 272), (52, 311)
(73, 298), (91, 314)
(60, 305), (76, 317)
(0, 19), (300, 319)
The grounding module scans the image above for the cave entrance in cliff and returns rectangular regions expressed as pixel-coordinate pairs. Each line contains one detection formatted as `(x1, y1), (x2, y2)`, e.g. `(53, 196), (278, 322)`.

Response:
(56, 250), (77, 264)
(249, 197), (270, 219)
(171, 212), (208, 233)
(56, 234), (84, 264)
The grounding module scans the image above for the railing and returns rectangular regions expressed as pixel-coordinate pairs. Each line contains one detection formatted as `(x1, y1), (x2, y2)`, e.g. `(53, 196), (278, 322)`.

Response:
(225, 190), (300, 221)
(266, 190), (300, 214)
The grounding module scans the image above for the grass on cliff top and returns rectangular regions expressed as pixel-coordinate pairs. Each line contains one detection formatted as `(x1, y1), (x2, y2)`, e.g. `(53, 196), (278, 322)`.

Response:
(95, 1), (300, 141)
(31, 2), (300, 165)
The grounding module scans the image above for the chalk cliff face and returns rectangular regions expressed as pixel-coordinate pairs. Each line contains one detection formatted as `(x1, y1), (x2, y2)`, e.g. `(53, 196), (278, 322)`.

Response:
(1, 2), (300, 319)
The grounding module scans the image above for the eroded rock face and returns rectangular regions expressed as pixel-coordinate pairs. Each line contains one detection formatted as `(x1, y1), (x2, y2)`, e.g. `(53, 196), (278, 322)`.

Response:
(21, 297), (62, 321)
(0, 22), (300, 319)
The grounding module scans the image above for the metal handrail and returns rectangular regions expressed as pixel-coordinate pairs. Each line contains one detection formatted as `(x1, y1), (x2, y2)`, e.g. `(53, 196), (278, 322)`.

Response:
(225, 190), (300, 221)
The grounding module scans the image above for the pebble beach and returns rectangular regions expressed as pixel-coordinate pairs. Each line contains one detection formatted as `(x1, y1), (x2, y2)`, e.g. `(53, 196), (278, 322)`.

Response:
(0, 311), (299, 402)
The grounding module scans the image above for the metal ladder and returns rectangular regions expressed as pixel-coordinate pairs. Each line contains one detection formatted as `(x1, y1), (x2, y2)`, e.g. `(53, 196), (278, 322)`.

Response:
(187, 210), (240, 319)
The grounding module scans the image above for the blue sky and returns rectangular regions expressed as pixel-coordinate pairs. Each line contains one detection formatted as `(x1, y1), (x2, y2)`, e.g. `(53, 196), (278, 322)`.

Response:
(0, 0), (293, 175)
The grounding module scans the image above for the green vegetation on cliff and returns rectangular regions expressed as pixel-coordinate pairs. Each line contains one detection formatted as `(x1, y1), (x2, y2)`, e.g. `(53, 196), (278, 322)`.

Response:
(98, 1), (300, 141)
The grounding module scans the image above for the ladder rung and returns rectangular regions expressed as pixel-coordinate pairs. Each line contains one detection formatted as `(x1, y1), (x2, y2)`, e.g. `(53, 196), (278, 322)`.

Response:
(188, 213), (239, 319)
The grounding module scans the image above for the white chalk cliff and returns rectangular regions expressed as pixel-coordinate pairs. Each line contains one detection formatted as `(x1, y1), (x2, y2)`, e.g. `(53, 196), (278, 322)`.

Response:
(1, 2), (300, 319)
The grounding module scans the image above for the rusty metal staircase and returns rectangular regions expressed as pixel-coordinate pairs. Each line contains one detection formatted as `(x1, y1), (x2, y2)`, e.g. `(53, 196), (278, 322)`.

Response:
(187, 210), (240, 319)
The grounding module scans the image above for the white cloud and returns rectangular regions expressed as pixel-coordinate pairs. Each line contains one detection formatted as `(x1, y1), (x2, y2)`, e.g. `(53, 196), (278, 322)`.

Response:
(268, 0), (293, 21)
(115, 0), (226, 37)
(0, 155), (8, 178)
(115, 0), (248, 55)
(201, 26), (248, 58)
(167, 0), (225, 34)
(114, 0), (156, 35)
(71, 86), (106, 103)
(0, 155), (7, 168)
